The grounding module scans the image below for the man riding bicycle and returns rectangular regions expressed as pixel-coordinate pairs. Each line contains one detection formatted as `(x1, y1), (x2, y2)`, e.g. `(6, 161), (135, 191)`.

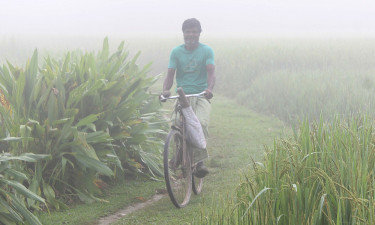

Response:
(161, 18), (216, 178)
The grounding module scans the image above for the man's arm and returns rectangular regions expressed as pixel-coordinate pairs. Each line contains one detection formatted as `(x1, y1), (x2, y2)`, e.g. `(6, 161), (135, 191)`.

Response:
(162, 68), (176, 97)
(205, 64), (216, 99)
(206, 64), (216, 91)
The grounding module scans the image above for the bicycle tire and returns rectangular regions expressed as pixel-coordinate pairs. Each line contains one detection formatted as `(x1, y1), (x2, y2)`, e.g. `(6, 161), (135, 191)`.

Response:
(192, 175), (204, 194)
(164, 129), (192, 208)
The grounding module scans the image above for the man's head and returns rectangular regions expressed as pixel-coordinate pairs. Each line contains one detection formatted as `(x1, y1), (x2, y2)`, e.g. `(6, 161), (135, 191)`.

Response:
(182, 18), (201, 50)
(182, 18), (202, 33)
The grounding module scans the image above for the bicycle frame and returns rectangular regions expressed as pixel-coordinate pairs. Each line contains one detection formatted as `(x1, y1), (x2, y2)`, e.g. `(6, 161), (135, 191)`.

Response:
(165, 91), (206, 165)
(161, 91), (206, 208)
(163, 90), (207, 160)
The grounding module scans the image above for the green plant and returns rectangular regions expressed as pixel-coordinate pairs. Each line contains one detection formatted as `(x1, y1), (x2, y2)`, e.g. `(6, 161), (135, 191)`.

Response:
(0, 152), (49, 225)
(0, 37), (165, 209)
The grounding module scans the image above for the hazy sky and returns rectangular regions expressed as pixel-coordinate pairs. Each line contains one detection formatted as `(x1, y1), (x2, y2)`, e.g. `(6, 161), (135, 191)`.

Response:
(1, 0), (375, 37)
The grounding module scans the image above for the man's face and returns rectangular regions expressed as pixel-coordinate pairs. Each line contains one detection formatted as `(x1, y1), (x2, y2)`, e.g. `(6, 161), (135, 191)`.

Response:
(183, 27), (200, 48)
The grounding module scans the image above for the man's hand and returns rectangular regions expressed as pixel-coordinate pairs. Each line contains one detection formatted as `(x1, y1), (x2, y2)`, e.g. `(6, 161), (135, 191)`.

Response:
(162, 90), (171, 98)
(204, 89), (213, 99)
(159, 90), (171, 102)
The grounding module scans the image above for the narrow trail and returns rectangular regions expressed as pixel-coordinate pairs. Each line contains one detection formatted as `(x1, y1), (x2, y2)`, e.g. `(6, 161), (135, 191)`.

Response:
(98, 194), (165, 225)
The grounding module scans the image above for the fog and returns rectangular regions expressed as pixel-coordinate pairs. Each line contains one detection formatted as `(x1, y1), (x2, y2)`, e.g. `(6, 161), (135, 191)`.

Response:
(1, 0), (375, 132)
(1, 0), (375, 37)
(1, 0), (375, 66)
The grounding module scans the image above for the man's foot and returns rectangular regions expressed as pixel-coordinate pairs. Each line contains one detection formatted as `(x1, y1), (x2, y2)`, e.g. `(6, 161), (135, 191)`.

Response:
(194, 162), (209, 178)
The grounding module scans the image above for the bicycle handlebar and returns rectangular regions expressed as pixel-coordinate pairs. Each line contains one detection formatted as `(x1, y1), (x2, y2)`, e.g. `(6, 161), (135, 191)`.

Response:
(160, 91), (206, 102)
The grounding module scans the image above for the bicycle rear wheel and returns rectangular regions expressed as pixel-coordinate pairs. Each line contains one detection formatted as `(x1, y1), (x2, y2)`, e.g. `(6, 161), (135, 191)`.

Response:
(164, 129), (192, 208)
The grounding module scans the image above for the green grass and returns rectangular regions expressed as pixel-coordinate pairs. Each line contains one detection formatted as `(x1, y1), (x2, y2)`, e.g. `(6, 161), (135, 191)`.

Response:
(39, 95), (288, 224)
(196, 116), (375, 224)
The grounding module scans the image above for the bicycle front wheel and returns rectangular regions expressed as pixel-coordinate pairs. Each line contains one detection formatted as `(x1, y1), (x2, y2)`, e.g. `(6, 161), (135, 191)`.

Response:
(164, 129), (192, 208)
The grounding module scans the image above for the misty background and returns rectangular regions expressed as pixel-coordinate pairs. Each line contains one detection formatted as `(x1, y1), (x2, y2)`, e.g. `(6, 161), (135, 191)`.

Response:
(2, 0), (375, 66)
(1, 0), (375, 37)
(1, 0), (375, 126)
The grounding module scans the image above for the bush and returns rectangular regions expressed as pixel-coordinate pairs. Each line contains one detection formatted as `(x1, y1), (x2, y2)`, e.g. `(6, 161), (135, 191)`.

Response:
(0, 38), (165, 210)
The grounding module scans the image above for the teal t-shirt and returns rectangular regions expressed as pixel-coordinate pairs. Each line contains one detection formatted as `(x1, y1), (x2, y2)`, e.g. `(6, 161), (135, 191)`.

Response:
(168, 43), (215, 94)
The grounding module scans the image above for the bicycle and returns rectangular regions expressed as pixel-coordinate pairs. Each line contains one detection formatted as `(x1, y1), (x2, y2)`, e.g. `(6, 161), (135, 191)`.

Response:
(160, 88), (206, 208)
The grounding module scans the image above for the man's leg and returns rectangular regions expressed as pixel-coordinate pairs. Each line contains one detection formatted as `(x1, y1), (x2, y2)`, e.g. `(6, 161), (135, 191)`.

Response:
(191, 97), (211, 138)
(190, 97), (211, 177)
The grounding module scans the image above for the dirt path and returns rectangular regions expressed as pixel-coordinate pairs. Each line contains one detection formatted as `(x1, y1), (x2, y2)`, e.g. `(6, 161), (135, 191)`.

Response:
(98, 194), (165, 225)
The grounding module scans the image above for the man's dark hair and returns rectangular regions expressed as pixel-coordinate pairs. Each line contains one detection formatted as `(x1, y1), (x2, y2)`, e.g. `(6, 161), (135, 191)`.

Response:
(182, 18), (202, 33)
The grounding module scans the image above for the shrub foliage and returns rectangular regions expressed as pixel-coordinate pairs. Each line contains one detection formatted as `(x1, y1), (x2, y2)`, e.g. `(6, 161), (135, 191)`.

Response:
(0, 38), (165, 223)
